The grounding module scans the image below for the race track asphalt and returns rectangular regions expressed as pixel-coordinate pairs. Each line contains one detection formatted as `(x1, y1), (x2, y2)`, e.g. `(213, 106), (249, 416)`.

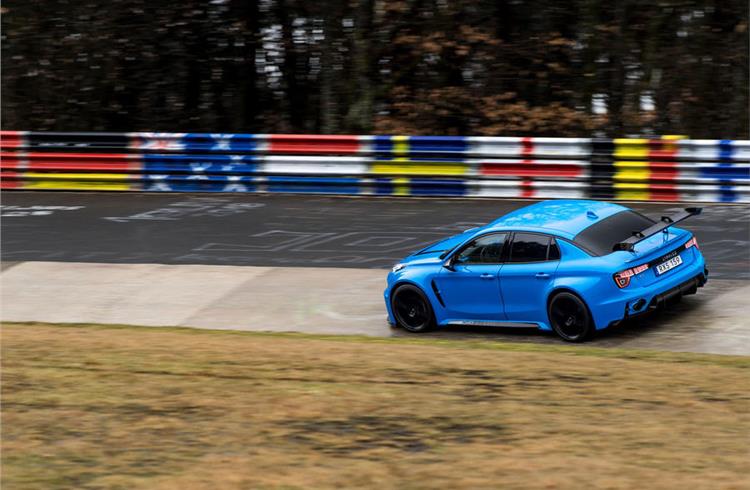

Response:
(2, 192), (749, 279)
(2, 192), (748, 354)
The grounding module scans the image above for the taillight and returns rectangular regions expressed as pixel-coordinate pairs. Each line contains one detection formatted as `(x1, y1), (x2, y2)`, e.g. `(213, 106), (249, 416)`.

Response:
(613, 263), (649, 289)
(685, 236), (699, 250)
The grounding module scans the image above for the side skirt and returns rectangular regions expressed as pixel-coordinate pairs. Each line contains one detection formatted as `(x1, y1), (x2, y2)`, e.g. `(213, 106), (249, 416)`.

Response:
(444, 320), (539, 328)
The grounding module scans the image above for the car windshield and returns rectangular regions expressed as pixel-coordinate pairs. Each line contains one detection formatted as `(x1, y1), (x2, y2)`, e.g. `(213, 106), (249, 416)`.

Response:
(573, 210), (655, 256)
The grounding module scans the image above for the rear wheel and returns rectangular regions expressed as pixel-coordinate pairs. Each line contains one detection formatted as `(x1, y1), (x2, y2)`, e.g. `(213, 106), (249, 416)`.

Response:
(548, 292), (594, 342)
(391, 285), (436, 333)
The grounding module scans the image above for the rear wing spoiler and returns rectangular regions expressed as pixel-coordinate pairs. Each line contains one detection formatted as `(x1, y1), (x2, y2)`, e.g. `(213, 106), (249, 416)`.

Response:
(613, 207), (702, 252)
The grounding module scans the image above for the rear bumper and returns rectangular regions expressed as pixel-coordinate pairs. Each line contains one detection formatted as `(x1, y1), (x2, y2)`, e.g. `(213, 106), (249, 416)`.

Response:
(595, 250), (707, 330)
(606, 268), (708, 328)
(647, 269), (707, 311)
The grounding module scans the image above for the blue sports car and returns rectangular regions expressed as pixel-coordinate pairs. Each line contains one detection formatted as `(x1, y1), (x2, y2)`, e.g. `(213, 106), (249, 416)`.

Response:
(384, 200), (708, 341)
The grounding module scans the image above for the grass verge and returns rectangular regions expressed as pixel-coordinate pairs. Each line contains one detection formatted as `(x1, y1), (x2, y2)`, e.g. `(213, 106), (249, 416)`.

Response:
(2, 322), (749, 489)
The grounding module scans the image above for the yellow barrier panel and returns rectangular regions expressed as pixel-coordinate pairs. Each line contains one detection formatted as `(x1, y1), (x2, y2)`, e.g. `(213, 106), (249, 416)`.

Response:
(613, 181), (650, 201)
(392, 135), (409, 156)
(23, 172), (132, 191)
(613, 138), (649, 159)
(613, 161), (650, 181)
(372, 158), (468, 176)
(614, 138), (650, 200)
(392, 177), (410, 196)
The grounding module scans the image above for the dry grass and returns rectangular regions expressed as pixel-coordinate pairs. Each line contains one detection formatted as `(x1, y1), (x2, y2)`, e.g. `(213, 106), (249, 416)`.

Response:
(2, 322), (749, 490)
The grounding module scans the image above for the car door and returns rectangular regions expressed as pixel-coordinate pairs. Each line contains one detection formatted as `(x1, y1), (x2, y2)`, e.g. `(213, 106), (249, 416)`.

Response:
(499, 232), (561, 322)
(434, 232), (508, 321)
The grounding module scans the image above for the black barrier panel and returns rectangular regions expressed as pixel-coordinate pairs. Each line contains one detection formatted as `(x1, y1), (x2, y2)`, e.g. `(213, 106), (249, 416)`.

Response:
(589, 138), (614, 199)
(27, 132), (131, 152)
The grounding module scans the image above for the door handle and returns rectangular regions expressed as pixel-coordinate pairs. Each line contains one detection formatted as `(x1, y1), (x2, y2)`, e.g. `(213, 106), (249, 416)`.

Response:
(480, 273), (495, 280)
(535, 272), (550, 279)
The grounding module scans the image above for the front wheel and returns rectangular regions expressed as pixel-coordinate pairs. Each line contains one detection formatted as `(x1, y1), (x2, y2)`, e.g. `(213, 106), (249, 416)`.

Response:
(391, 285), (436, 333)
(548, 292), (594, 342)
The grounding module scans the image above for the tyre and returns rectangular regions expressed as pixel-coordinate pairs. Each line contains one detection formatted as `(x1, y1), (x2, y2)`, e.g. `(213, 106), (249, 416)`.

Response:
(548, 292), (594, 342)
(391, 284), (436, 333)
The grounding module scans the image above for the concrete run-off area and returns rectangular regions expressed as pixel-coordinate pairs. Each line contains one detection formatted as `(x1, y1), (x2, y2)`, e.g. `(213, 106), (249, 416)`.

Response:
(1, 261), (748, 355)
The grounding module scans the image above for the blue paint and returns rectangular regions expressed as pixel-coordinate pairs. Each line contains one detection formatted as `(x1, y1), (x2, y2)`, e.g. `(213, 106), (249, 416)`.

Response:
(488, 200), (627, 240)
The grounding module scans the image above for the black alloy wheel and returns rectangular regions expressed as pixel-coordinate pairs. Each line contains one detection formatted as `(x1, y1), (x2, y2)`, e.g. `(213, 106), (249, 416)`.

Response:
(548, 292), (594, 342)
(392, 285), (436, 333)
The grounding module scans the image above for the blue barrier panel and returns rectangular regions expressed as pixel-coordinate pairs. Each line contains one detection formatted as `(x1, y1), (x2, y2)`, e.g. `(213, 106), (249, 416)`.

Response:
(143, 154), (258, 174)
(718, 140), (734, 163)
(372, 136), (467, 155)
(700, 141), (748, 186)
(373, 156), (468, 163)
(410, 178), (468, 196)
(373, 136), (396, 154)
(718, 184), (738, 203)
(373, 178), (396, 195)
(409, 136), (468, 154)
(144, 174), (256, 192)
(266, 176), (361, 194)
(373, 177), (467, 196)
(699, 165), (749, 181)
(182, 133), (260, 152)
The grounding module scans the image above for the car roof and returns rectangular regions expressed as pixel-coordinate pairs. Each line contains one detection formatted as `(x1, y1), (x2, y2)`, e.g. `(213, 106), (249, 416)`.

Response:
(484, 199), (628, 240)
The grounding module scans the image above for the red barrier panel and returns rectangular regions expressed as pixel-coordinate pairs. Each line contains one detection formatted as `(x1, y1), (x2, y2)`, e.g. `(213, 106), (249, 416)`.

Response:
(0, 152), (139, 172)
(28, 153), (137, 171)
(0, 151), (24, 169)
(268, 134), (362, 155)
(0, 170), (23, 189)
(647, 183), (680, 202)
(0, 131), (25, 149)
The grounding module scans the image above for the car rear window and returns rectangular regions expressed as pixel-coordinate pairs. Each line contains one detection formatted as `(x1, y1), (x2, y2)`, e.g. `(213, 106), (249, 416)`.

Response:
(573, 210), (655, 256)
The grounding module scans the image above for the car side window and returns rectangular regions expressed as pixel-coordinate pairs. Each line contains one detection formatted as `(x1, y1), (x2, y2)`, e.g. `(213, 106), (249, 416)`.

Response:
(455, 233), (507, 264)
(509, 233), (557, 263)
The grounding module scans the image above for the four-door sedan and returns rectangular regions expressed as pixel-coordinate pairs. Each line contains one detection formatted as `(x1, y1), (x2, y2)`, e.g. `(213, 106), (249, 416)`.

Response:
(384, 200), (708, 341)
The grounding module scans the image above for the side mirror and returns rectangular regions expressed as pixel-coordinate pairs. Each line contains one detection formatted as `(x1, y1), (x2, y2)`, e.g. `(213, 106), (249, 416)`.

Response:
(443, 256), (456, 271)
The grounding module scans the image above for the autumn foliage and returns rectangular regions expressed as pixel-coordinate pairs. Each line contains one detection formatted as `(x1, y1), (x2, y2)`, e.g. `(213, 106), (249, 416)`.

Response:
(1, 1), (747, 138)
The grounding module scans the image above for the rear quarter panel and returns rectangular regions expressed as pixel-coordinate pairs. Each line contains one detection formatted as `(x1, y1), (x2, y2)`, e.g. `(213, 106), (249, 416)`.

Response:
(552, 240), (620, 329)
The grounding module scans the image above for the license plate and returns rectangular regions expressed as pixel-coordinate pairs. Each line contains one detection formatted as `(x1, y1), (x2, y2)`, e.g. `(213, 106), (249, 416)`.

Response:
(655, 255), (683, 275)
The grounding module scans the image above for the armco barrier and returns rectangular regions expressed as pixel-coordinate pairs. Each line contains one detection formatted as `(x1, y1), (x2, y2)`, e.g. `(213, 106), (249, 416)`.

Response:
(1, 131), (748, 202)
